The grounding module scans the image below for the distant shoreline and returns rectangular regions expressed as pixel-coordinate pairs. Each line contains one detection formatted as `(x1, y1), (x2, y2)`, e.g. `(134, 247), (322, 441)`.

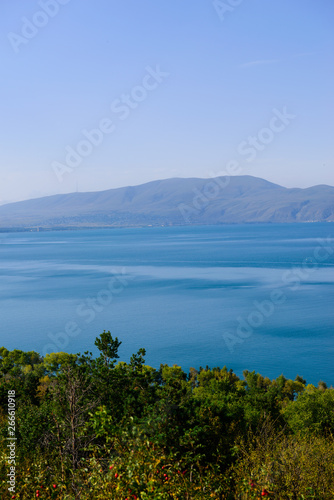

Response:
(2, 220), (334, 234)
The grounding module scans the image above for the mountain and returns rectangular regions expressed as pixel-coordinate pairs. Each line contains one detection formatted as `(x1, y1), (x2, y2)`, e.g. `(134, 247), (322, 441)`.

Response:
(1, 176), (334, 229)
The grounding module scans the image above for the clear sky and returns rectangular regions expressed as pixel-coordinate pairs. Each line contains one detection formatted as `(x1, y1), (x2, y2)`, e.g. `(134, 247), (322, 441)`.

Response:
(1, 0), (333, 203)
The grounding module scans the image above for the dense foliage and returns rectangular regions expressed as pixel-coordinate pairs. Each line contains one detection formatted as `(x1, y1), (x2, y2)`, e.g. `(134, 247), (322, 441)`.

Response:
(1, 332), (334, 499)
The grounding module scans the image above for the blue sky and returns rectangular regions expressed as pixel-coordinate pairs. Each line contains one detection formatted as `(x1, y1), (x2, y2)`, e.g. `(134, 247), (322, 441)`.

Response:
(1, 0), (333, 203)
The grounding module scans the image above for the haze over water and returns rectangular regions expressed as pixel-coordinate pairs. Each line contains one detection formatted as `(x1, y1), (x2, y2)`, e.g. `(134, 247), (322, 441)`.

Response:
(1, 224), (333, 385)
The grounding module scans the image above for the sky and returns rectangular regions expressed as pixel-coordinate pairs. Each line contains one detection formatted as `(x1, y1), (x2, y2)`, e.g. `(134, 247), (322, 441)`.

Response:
(0, 0), (333, 204)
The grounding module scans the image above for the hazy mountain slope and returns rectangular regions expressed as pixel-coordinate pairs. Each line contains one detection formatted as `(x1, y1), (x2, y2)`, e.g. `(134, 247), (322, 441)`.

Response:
(0, 176), (333, 228)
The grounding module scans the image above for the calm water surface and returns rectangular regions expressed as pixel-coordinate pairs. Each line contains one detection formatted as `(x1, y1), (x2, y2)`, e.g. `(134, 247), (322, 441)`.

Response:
(0, 224), (333, 385)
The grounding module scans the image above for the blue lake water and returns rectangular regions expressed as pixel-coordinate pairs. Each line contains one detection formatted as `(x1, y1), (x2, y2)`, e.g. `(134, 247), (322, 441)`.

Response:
(0, 224), (333, 386)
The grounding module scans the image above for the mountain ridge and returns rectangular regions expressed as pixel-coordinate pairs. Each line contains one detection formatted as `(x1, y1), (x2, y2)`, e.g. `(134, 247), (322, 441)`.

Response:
(1, 175), (333, 229)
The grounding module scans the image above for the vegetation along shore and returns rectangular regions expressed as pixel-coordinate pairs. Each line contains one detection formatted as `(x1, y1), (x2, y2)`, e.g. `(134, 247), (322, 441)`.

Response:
(1, 332), (334, 499)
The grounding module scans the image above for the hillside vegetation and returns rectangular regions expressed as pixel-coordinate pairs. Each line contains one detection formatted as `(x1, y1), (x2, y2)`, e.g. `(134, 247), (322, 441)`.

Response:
(1, 332), (334, 499)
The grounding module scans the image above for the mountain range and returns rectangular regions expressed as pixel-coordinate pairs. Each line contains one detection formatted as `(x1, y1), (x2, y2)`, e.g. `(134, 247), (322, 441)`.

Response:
(1, 175), (334, 229)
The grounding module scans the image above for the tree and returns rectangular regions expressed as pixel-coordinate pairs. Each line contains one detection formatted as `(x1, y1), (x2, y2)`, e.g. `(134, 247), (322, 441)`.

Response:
(48, 352), (98, 489)
(94, 331), (121, 368)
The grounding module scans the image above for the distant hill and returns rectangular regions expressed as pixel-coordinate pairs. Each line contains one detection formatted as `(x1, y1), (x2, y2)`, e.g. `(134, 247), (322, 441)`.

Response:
(1, 175), (334, 229)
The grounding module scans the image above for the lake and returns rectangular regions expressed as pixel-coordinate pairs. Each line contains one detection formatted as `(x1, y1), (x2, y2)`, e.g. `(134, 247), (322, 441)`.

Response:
(0, 224), (333, 385)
